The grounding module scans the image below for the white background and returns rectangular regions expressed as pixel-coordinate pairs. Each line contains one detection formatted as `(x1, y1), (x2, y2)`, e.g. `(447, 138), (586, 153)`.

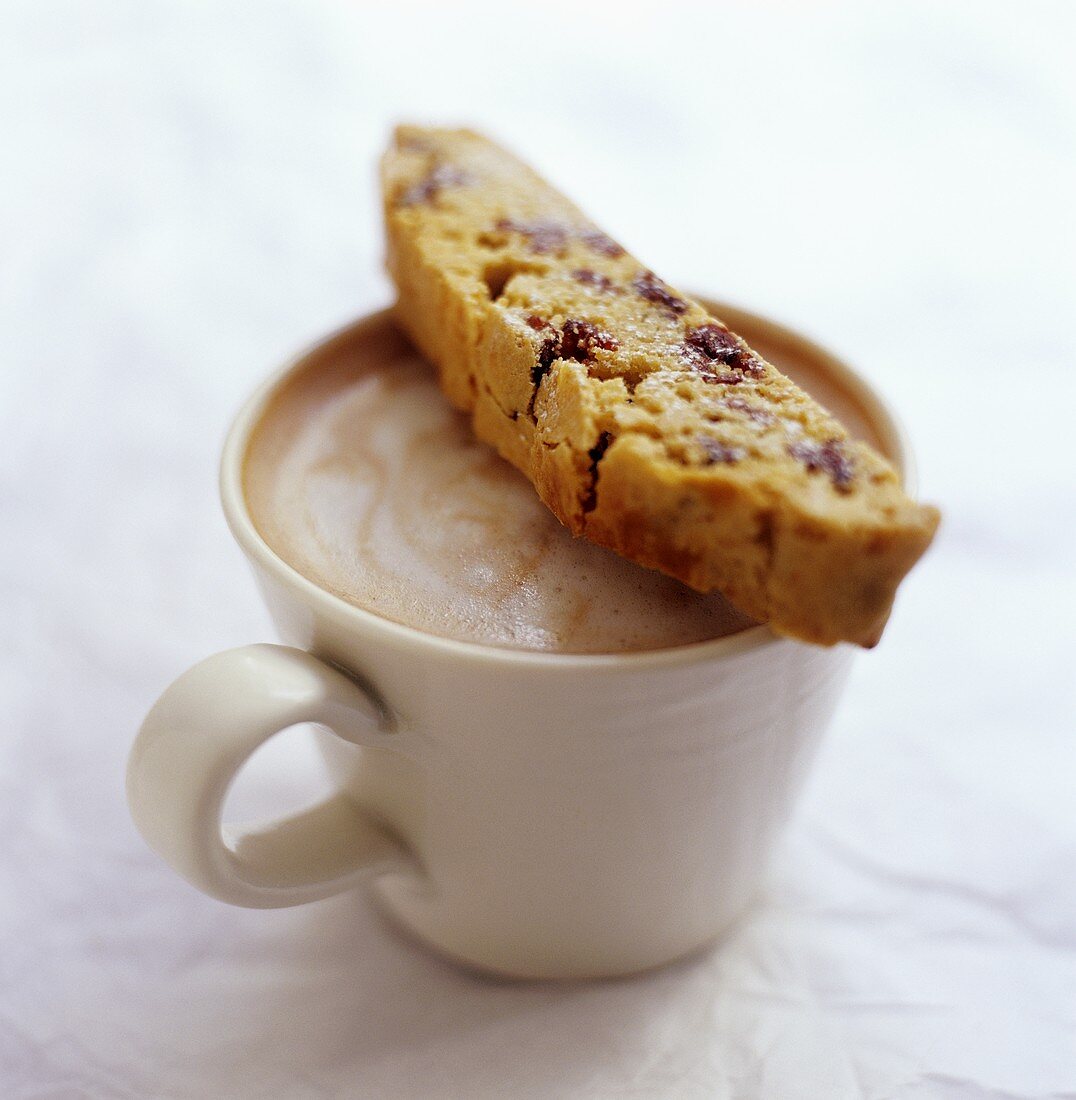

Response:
(2, 2), (1075, 1097)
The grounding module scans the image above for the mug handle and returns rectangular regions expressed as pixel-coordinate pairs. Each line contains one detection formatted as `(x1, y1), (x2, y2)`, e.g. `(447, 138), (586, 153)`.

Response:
(127, 644), (413, 908)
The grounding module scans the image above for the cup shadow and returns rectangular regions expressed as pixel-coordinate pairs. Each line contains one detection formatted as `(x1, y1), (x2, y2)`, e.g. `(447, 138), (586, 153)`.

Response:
(160, 884), (738, 1096)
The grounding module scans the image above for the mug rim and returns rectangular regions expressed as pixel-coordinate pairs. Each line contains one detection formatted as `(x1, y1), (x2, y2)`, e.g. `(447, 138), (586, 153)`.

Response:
(220, 298), (915, 670)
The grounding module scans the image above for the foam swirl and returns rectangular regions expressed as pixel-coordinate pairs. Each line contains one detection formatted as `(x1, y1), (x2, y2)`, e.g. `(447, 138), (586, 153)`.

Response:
(243, 323), (759, 653)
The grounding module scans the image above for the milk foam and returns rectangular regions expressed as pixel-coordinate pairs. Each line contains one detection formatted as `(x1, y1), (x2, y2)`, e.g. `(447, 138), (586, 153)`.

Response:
(243, 324), (758, 653)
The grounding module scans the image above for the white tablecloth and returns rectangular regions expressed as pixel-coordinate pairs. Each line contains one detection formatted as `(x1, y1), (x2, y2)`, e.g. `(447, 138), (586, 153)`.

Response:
(3, 2), (1074, 1096)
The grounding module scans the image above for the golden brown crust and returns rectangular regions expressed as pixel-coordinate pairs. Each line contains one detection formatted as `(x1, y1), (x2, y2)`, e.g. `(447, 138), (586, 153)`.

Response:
(381, 125), (940, 646)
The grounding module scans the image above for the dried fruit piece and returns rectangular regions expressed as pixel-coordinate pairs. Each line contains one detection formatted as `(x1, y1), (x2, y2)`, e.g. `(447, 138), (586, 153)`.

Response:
(788, 438), (854, 489)
(633, 270), (687, 315)
(398, 164), (469, 207)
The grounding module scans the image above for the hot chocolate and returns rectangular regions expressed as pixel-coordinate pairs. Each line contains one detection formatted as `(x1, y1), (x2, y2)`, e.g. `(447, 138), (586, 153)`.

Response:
(243, 311), (880, 653)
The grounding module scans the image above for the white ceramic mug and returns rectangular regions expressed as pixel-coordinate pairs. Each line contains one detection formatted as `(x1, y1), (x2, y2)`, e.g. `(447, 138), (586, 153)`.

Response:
(128, 301), (911, 979)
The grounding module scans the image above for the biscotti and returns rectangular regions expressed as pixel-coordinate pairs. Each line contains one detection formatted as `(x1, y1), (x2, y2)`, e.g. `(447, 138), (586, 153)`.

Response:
(380, 126), (940, 647)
